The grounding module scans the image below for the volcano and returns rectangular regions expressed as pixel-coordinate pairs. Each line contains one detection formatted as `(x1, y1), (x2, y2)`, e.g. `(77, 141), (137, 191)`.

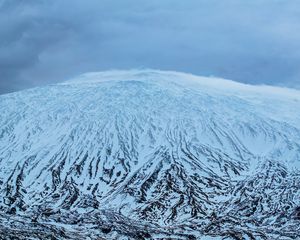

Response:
(0, 70), (300, 239)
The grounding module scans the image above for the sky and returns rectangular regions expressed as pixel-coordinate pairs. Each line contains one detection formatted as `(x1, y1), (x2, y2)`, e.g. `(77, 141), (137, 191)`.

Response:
(0, 0), (300, 94)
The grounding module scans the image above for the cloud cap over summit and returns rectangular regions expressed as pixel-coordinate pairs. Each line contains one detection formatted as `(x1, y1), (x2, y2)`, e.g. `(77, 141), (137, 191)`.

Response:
(0, 0), (300, 94)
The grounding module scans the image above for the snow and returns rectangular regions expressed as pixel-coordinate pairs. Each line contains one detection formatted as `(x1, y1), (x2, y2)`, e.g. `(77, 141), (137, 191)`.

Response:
(0, 69), (300, 239)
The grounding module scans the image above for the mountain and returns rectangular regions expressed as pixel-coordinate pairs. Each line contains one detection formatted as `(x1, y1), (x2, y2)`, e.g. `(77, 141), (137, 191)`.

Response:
(0, 70), (300, 240)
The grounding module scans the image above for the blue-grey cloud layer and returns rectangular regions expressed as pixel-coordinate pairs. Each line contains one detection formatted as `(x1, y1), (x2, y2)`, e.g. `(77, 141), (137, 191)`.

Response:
(0, 0), (300, 94)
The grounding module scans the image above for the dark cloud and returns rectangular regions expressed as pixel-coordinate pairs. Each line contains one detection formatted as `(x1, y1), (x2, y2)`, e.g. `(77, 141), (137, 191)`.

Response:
(0, 0), (300, 94)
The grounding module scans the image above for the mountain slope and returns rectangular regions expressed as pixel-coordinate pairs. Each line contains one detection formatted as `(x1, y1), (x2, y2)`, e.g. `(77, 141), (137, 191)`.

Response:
(0, 70), (300, 239)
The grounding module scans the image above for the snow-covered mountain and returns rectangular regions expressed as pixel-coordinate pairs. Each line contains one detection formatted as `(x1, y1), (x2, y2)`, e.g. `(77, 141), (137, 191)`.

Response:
(0, 70), (300, 239)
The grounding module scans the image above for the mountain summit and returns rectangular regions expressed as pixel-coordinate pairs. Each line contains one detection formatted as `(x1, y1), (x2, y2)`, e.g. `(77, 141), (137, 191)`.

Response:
(0, 70), (300, 239)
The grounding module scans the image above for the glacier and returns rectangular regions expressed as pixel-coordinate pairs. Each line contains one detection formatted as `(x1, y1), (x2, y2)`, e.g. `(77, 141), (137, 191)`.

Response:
(0, 69), (300, 239)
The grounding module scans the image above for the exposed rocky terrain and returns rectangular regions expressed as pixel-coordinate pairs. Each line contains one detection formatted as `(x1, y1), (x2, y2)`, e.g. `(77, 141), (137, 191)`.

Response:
(0, 70), (300, 239)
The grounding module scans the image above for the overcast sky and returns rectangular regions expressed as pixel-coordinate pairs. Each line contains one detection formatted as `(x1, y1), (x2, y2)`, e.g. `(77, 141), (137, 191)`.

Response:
(0, 0), (300, 94)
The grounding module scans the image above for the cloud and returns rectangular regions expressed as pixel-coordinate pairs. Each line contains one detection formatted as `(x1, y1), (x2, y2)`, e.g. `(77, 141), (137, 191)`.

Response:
(0, 0), (299, 94)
